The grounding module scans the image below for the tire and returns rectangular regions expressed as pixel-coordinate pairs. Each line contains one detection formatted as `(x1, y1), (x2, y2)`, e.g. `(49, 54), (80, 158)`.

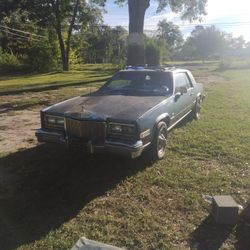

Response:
(149, 121), (168, 160)
(191, 98), (201, 120)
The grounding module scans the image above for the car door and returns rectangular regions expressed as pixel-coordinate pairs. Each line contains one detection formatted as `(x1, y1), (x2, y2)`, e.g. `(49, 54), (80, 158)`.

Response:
(184, 72), (196, 112)
(172, 72), (191, 122)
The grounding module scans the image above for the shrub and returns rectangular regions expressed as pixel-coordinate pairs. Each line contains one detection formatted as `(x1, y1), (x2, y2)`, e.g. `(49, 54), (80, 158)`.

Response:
(23, 39), (60, 72)
(145, 42), (161, 66)
(0, 49), (22, 72)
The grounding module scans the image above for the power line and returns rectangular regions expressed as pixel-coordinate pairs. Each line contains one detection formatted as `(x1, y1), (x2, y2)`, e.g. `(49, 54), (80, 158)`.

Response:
(2, 35), (31, 43)
(104, 21), (250, 31)
(134, 21), (250, 28)
(0, 28), (41, 41)
(105, 13), (250, 20)
(168, 21), (250, 28)
(0, 25), (46, 38)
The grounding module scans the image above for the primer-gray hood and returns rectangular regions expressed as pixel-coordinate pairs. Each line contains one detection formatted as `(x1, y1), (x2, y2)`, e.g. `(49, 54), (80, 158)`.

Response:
(45, 94), (168, 121)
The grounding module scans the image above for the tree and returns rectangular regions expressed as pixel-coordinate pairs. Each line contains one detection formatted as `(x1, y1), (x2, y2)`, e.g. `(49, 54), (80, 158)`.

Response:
(16, 0), (105, 71)
(0, 6), (61, 72)
(156, 19), (183, 58)
(145, 37), (161, 66)
(116, 0), (207, 66)
(182, 26), (226, 61)
(50, 0), (81, 71)
(75, 24), (127, 64)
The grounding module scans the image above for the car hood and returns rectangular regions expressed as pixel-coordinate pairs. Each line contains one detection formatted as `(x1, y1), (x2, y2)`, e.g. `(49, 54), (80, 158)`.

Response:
(45, 94), (168, 121)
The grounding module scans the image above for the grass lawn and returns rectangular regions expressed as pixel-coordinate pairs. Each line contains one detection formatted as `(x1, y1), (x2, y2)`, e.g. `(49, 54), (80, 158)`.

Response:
(0, 64), (118, 112)
(0, 61), (249, 250)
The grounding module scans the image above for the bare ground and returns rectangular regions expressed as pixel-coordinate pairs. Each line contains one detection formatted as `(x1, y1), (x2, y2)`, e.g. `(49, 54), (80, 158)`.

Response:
(0, 109), (40, 154)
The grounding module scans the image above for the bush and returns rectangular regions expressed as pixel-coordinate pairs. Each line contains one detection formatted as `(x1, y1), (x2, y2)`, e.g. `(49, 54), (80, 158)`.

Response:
(23, 39), (60, 72)
(0, 50), (22, 72)
(145, 42), (161, 66)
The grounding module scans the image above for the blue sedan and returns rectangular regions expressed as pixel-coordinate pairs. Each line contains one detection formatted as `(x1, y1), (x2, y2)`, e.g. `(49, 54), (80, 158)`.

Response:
(36, 67), (204, 160)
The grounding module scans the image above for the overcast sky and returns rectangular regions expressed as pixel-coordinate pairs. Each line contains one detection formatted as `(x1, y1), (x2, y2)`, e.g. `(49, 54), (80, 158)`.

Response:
(103, 0), (250, 41)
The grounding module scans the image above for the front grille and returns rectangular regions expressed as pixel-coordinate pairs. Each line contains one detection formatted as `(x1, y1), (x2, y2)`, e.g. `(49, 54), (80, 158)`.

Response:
(66, 118), (106, 144)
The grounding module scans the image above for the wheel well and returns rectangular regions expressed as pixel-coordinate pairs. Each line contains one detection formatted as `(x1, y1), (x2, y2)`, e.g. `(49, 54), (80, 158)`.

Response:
(162, 116), (170, 127)
(197, 93), (202, 101)
(154, 116), (170, 131)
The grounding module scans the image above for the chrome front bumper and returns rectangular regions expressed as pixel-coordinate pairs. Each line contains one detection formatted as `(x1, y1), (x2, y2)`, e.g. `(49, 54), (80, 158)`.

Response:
(35, 129), (145, 158)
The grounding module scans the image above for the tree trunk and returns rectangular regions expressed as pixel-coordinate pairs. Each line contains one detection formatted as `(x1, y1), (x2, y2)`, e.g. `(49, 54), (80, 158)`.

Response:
(51, 0), (79, 71)
(127, 0), (149, 66)
(51, 0), (68, 71)
(65, 0), (80, 71)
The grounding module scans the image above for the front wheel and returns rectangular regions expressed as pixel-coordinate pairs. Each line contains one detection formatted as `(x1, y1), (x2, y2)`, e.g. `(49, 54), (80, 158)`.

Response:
(150, 121), (168, 160)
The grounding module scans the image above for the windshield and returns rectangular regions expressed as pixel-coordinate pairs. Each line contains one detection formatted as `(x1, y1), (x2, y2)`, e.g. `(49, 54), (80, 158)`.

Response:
(99, 71), (173, 96)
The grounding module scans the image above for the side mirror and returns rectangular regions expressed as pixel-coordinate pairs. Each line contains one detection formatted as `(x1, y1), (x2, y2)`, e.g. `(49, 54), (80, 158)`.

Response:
(180, 86), (187, 94)
(174, 92), (182, 101)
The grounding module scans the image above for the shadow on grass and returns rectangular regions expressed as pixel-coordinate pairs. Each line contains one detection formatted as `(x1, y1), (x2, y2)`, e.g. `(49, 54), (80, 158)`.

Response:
(190, 214), (250, 250)
(235, 203), (250, 250)
(0, 144), (152, 250)
(190, 215), (234, 250)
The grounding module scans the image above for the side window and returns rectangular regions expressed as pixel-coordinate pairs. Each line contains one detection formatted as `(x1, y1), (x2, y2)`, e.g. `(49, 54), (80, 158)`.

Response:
(174, 73), (187, 93)
(187, 71), (196, 86)
(185, 73), (193, 89)
(175, 73), (193, 93)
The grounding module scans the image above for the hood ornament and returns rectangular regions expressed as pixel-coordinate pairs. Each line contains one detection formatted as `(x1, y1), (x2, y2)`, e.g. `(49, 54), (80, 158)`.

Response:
(81, 105), (86, 113)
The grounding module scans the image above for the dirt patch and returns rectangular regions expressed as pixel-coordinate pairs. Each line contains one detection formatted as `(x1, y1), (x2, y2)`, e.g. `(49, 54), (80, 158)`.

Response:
(0, 109), (40, 154)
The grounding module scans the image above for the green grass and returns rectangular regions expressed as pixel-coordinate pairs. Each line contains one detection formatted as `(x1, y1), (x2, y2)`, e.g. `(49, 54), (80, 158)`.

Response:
(0, 64), (118, 111)
(0, 64), (118, 94)
(0, 62), (249, 250)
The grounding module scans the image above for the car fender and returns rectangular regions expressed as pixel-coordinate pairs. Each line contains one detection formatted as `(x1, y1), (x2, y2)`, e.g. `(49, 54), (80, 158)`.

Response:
(155, 113), (171, 126)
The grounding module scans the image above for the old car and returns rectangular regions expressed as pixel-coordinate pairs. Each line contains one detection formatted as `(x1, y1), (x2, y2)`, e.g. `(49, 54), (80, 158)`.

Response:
(36, 66), (204, 160)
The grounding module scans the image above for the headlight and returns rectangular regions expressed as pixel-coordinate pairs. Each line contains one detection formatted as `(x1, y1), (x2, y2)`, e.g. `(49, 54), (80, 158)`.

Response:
(56, 118), (65, 126)
(47, 117), (56, 124)
(45, 115), (64, 129)
(109, 123), (136, 136)
(109, 124), (122, 133)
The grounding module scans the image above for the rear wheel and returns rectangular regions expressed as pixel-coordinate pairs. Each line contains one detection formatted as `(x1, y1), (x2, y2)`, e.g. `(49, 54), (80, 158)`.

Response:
(191, 98), (201, 120)
(150, 121), (168, 160)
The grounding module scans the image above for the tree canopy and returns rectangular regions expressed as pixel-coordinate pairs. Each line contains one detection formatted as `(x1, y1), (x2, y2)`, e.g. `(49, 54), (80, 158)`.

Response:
(115, 0), (207, 20)
(117, 0), (208, 65)
(182, 26), (226, 61)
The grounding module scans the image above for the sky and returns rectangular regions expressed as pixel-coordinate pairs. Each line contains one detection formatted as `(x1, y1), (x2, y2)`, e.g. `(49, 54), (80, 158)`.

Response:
(103, 0), (250, 41)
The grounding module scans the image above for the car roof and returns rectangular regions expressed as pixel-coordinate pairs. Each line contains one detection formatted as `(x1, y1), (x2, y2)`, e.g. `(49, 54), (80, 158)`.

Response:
(120, 66), (190, 74)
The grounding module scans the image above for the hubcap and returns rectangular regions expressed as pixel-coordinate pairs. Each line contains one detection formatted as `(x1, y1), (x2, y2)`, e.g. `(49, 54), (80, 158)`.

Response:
(157, 126), (167, 156)
(196, 102), (201, 119)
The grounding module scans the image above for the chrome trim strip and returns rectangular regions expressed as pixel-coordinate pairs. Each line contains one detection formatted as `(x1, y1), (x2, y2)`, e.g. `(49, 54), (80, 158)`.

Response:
(36, 129), (63, 137)
(167, 110), (192, 131)
(140, 129), (150, 139)
(142, 142), (151, 148)
(35, 129), (65, 143)
(109, 122), (135, 127)
(104, 140), (143, 149)
(36, 129), (145, 158)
